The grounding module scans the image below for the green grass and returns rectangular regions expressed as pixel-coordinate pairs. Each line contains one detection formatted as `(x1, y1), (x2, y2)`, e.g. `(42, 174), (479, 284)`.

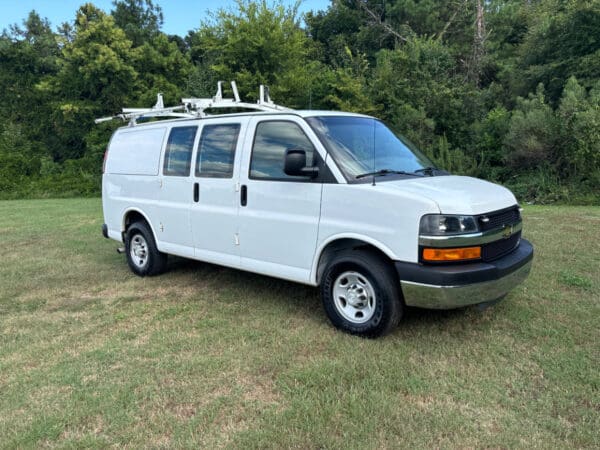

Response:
(0, 199), (598, 448)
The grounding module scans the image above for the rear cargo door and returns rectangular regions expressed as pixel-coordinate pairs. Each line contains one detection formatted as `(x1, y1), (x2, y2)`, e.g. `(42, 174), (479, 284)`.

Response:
(155, 124), (198, 257)
(190, 119), (248, 268)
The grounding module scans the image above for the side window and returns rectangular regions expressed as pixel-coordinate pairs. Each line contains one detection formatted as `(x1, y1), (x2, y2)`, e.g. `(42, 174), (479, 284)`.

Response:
(196, 124), (240, 178)
(250, 121), (315, 180)
(163, 126), (197, 176)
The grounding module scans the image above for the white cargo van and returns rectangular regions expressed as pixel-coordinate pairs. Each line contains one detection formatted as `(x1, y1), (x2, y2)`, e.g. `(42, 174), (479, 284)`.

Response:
(99, 83), (533, 337)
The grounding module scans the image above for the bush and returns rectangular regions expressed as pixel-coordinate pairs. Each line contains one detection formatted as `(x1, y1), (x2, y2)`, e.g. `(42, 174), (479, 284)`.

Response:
(503, 84), (560, 170)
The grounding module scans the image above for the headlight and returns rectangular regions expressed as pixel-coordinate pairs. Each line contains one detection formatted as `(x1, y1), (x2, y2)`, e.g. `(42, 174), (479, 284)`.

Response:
(419, 214), (479, 235)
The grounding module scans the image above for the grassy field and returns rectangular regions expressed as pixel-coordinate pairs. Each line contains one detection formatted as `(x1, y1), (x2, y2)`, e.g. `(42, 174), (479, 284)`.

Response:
(0, 199), (598, 448)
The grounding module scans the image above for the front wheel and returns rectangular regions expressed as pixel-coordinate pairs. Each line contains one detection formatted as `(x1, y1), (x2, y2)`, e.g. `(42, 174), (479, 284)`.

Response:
(125, 221), (167, 276)
(320, 249), (402, 338)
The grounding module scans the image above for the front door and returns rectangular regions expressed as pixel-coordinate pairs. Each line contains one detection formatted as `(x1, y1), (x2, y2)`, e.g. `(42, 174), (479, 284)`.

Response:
(237, 117), (323, 283)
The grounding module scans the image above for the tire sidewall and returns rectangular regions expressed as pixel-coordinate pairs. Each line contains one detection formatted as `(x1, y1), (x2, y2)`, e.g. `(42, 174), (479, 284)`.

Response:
(125, 222), (160, 276)
(321, 251), (401, 337)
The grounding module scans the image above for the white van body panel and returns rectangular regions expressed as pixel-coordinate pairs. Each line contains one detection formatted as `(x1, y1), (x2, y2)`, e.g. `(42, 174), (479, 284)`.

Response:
(103, 173), (161, 242)
(153, 123), (199, 257)
(191, 117), (252, 270)
(236, 115), (327, 284)
(104, 127), (166, 175)
(309, 232), (399, 285)
(102, 126), (168, 242)
(316, 183), (440, 268)
(384, 175), (518, 215)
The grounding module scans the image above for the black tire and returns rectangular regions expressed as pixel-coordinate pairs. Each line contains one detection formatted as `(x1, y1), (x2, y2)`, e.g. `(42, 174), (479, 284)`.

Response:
(320, 248), (402, 338)
(124, 221), (168, 276)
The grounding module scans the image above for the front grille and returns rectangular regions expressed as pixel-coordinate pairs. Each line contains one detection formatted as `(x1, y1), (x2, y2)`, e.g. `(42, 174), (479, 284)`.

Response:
(478, 206), (520, 231)
(482, 230), (521, 261)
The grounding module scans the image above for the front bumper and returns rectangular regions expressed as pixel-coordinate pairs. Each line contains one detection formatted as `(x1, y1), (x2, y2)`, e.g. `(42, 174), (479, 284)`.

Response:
(395, 239), (533, 309)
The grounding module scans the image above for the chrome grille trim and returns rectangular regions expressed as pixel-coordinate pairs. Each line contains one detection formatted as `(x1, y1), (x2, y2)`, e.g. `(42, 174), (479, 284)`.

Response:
(419, 221), (522, 248)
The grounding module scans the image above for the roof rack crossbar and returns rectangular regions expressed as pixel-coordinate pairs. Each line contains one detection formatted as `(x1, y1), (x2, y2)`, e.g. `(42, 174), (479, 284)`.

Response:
(95, 93), (195, 126)
(95, 82), (291, 126)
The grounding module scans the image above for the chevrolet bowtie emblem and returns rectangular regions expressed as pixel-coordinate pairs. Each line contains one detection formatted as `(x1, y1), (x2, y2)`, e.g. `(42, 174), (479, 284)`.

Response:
(502, 224), (513, 239)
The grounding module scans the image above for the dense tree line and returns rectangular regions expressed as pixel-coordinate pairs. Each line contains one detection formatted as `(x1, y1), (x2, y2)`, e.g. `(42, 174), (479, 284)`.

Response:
(0, 0), (598, 202)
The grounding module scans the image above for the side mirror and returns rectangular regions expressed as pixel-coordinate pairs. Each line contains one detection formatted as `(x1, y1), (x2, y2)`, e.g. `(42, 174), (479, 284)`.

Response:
(284, 148), (319, 178)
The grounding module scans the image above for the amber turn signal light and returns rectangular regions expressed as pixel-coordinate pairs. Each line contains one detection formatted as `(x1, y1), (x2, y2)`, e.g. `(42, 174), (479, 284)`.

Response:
(422, 246), (481, 262)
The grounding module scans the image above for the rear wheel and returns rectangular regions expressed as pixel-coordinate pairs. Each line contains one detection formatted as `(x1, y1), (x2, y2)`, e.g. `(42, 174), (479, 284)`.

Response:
(320, 249), (402, 337)
(125, 221), (167, 276)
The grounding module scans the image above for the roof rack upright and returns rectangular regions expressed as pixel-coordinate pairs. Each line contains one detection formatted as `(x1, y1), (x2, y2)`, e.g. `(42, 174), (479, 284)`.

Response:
(95, 81), (291, 126)
(182, 81), (291, 117)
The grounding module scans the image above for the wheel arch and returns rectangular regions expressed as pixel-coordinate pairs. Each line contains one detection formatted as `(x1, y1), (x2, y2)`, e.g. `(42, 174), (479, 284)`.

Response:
(311, 234), (397, 285)
(121, 208), (158, 243)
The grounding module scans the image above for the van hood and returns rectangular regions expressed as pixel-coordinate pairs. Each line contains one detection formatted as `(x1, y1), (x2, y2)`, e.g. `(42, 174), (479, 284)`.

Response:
(376, 175), (517, 215)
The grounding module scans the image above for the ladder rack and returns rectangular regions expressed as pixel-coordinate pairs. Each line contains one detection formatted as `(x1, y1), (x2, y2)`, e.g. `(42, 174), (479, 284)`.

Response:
(95, 81), (291, 126)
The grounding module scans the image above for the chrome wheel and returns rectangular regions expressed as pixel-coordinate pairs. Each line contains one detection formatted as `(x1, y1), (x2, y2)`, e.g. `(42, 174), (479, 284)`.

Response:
(332, 271), (376, 324)
(130, 233), (149, 268)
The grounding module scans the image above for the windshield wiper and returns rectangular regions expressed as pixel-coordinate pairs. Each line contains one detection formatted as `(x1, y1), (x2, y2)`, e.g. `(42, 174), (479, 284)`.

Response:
(413, 166), (438, 176)
(355, 169), (424, 179)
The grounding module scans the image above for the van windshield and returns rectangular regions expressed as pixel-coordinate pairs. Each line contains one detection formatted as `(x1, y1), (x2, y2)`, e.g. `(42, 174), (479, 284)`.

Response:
(306, 116), (435, 181)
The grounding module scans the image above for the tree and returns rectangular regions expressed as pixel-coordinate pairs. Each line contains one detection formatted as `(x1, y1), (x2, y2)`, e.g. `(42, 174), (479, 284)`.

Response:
(0, 122), (38, 194)
(0, 11), (59, 168)
(0, 0), (598, 202)
(516, 0), (600, 104)
(187, 0), (314, 105)
(370, 37), (478, 152)
(41, 3), (138, 161)
(557, 77), (600, 179)
(503, 84), (560, 170)
(132, 33), (192, 105)
(111, 0), (163, 47)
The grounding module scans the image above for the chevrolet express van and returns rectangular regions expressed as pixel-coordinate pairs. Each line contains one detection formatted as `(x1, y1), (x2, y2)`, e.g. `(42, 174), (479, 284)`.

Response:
(100, 85), (533, 337)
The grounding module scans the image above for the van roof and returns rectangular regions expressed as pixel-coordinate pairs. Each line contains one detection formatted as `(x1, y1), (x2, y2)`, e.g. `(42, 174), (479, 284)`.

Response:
(115, 110), (374, 130)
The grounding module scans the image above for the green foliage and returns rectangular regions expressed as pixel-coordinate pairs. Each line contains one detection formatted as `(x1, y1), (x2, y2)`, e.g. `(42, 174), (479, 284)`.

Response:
(472, 106), (511, 175)
(0, 0), (598, 203)
(428, 135), (477, 176)
(132, 33), (192, 105)
(517, 0), (600, 103)
(503, 84), (560, 170)
(55, 4), (137, 112)
(557, 77), (600, 179)
(111, 0), (163, 47)
(188, 0), (310, 104)
(309, 48), (378, 113)
(370, 37), (478, 163)
(497, 78), (600, 203)
(0, 2), (188, 198)
(0, 123), (38, 193)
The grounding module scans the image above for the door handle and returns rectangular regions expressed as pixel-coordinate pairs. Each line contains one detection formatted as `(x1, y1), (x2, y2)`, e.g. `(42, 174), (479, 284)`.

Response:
(240, 184), (247, 206)
(193, 182), (199, 202)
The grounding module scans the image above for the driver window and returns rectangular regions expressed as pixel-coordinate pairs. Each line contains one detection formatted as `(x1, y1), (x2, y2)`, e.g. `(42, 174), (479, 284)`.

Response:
(250, 121), (315, 180)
